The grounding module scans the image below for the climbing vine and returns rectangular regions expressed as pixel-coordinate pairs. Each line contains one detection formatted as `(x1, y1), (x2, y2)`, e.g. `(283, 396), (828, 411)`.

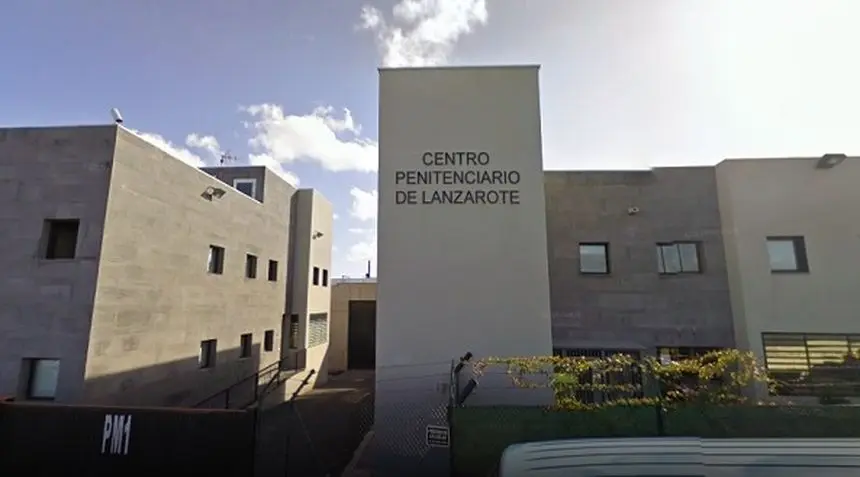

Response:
(473, 349), (771, 410)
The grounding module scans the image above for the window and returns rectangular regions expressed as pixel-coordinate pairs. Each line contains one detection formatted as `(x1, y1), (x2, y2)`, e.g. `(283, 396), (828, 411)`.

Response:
(308, 313), (329, 347)
(657, 242), (701, 274)
(245, 254), (258, 279)
(239, 333), (252, 358)
(264, 330), (275, 352)
(762, 333), (860, 396)
(200, 339), (217, 368)
(766, 236), (809, 273)
(288, 314), (300, 349)
(322, 269), (329, 287)
(24, 358), (61, 400)
(268, 260), (278, 281)
(579, 243), (609, 274)
(43, 219), (80, 259)
(208, 246), (225, 274)
(233, 178), (257, 198)
(312, 266), (320, 285)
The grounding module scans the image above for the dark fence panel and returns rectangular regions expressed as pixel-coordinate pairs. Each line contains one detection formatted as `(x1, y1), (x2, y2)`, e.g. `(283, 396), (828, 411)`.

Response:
(0, 402), (255, 477)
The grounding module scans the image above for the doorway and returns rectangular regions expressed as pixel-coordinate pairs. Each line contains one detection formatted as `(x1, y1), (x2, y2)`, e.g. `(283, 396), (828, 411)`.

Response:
(347, 300), (376, 370)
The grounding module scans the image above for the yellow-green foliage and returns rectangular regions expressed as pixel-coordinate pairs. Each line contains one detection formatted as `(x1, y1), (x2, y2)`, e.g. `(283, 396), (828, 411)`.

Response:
(474, 349), (770, 410)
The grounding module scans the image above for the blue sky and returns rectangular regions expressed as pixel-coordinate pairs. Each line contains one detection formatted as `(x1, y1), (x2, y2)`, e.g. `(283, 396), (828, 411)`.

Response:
(4, 0), (860, 277)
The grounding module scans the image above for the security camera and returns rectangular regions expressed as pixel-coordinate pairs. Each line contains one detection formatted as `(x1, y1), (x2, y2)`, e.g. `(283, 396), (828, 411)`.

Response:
(110, 108), (124, 124)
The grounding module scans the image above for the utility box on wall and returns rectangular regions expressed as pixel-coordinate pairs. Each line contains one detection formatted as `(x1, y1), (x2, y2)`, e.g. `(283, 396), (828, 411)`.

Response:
(374, 65), (555, 476)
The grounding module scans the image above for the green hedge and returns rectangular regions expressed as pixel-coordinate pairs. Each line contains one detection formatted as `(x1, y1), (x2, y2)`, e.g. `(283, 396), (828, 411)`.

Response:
(451, 405), (860, 477)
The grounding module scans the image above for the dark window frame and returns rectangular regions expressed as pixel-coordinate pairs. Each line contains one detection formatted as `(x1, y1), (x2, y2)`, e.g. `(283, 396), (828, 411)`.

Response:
(322, 269), (329, 287)
(263, 330), (275, 352)
(657, 241), (703, 275)
(245, 254), (258, 279)
(233, 178), (257, 199)
(208, 246), (225, 275)
(200, 339), (217, 369)
(25, 358), (61, 401)
(766, 236), (810, 273)
(578, 242), (610, 275)
(239, 333), (252, 358)
(43, 219), (80, 260)
(267, 260), (278, 281)
(312, 266), (320, 285)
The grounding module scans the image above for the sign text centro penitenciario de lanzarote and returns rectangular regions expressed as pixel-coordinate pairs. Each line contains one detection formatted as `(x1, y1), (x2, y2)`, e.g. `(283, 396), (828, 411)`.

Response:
(394, 151), (521, 205)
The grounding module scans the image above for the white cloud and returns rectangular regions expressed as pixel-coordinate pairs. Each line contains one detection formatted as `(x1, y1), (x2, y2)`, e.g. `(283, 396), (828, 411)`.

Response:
(243, 103), (377, 173)
(128, 129), (206, 167)
(248, 153), (301, 186)
(346, 187), (378, 266)
(185, 133), (222, 159)
(349, 187), (378, 222)
(360, 0), (488, 67)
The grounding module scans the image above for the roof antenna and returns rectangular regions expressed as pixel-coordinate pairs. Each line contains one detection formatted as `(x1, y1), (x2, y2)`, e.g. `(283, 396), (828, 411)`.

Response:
(219, 151), (237, 165)
(365, 260), (371, 279)
(110, 108), (123, 124)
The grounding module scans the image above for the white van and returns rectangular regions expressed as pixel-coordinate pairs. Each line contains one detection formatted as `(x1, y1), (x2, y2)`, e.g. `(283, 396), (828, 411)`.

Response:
(498, 437), (860, 476)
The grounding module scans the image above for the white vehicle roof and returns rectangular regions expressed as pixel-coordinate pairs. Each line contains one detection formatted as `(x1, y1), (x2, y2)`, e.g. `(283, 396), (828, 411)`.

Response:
(499, 437), (860, 476)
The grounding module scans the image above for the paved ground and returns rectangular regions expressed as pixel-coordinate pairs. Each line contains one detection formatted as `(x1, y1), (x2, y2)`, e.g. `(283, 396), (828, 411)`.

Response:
(255, 370), (375, 477)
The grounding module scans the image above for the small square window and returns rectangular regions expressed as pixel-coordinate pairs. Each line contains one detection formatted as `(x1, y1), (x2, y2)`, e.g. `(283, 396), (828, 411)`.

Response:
(240, 333), (252, 358)
(24, 358), (61, 400)
(43, 219), (80, 259)
(766, 236), (809, 273)
(233, 178), (257, 199)
(657, 242), (702, 274)
(200, 339), (217, 368)
(322, 269), (329, 287)
(264, 330), (275, 352)
(312, 266), (320, 285)
(208, 246), (225, 274)
(245, 254), (258, 279)
(579, 243), (609, 274)
(268, 260), (278, 281)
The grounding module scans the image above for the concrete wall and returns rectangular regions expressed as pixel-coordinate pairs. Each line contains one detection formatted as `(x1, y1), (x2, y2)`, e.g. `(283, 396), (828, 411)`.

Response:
(716, 157), (860, 360)
(283, 189), (333, 393)
(545, 168), (735, 353)
(329, 280), (377, 373)
(0, 126), (115, 401)
(377, 65), (554, 374)
(82, 128), (294, 406)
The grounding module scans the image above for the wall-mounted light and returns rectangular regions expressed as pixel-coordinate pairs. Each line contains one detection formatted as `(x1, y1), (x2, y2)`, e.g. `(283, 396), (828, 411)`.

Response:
(312, 231), (324, 240)
(201, 186), (227, 201)
(816, 153), (847, 169)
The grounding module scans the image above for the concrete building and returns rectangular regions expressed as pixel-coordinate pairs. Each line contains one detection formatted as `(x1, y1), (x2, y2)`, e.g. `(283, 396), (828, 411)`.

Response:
(329, 278), (377, 373)
(545, 168), (735, 361)
(0, 124), (332, 405)
(717, 155), (860, 397)
(332, 157), (860, 397)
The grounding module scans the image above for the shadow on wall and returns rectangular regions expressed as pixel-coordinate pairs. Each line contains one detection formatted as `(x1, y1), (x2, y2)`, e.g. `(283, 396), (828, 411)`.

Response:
(77, 344), (274, 408)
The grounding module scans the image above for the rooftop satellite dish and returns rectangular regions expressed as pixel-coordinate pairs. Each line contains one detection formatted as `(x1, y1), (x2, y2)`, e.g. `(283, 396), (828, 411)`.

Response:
(110, 108), (124, 124)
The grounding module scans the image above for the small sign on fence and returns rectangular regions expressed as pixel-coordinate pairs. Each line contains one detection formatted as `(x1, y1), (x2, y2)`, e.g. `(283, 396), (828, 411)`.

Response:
(426, 424), (450, 448)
